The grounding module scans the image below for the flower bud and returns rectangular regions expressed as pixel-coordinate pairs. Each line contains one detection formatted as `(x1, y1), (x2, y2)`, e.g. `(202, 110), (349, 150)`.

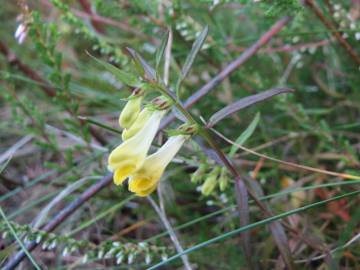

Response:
(201, 166), (220, 196)
(219, 167), (229, 191)
(122, 108), (153, 140)
(191, 163), (207, 183)
(119, 95), (143, 129)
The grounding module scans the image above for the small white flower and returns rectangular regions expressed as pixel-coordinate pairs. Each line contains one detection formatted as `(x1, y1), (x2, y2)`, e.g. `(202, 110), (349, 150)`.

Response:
(14, 24), (28, 44)
(62, 247), (69, 257)
(82, 254), (88, 264)
(355, 32), (360, 41)
(35, 235), (42, 244)
(116, 251), (124, 265)
(292, 36), (300, 43)
(145, 253), (152, 264)
(49, 240), (57, 250)
(334, 4), (341, 11)
(127, 253), (134, 264)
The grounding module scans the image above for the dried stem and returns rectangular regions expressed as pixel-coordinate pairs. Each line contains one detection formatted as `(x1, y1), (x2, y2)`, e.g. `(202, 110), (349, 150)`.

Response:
(148, 196), (193, 270)
(160, 16), (292, 129)
(303, 0), (360, 66)
(3, 14), (293, 270)
(0, 41), (107, 146)
(2, 174), (113, 270)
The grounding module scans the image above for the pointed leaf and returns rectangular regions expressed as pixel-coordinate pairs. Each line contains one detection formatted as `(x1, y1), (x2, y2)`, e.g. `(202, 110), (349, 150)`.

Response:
(208, 87), (294, 127)
(124, 47), (157, 81)
(155, 30), (170, 71)
(87, 52), (140, 87)
(229, 112), (260, 158)
(175, 26), (209, 95)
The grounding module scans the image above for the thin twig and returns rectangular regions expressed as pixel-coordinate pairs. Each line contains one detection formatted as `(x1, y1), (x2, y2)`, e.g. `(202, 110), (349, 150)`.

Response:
(160, 16), (292, 129)
(163, 28), (173, 86)
(0, 41), (107, 146)
(303, 0), (360, 66)
(2, 174), (113, 270)
(42, 0), (159, 45)
(228, 39), (330, 53)
(77, 0), (106, 33)
(3, 14), (293, 270)
(148, 196), (193, 270)
(0, 135), (33, 164)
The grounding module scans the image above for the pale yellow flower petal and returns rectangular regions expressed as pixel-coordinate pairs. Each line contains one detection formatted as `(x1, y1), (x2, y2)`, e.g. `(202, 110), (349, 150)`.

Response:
(114, 164), (136, 185)
(128, 135), (186, 196)
(122, 108), (152, 141)
(119, 95), (143, 129)
(135, 184), (157, 197)
(108, 111), (164, 185)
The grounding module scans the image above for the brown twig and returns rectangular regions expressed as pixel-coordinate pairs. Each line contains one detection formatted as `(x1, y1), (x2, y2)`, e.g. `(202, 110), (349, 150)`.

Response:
(2, 174), (113, 270)
(0, 42), (56, 97)
(228, 39), (330, 53)
(303, 0), (360, 66)
(0, 41), (107, 146)
(3, 15), (293, 270)
(41, 0), (159, 45)
(160, 16), (292, 129)
(77, 0), (106, 33)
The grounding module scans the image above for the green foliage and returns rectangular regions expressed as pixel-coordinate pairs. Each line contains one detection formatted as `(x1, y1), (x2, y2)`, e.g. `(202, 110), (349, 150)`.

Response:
(1, 0), (360, 269)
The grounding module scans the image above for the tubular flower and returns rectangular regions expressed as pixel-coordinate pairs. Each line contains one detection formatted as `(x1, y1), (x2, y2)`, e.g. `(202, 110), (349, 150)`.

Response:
(122, 108), (152, 141)
(119, 95), (143, 129)
(128, 135), (187, 196)
(108, 110), (164, 185)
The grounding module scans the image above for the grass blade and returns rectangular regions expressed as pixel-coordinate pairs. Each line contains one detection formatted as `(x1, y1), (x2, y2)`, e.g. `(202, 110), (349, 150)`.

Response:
(87, 52), (140, 87)
(175, 26), (209, 96)
(229, 112), (260, 158)
(155, 30), (170, 71)
(148, 190), (360, 270)
(0, 207), (41, 270)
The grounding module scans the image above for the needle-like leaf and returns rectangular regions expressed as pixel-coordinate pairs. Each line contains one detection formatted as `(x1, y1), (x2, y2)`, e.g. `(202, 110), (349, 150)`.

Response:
(175, 26), (209, 96)
(87, 52), (140, 87)
(208, 87), (294, 127)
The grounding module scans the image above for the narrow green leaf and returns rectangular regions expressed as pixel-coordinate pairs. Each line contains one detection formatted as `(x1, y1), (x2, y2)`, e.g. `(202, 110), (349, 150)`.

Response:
(148, 190), (360, 270)
(229, 112), (260, 158)
(175, 26), (209, 96)
(87, 52), (140, 87)
(0, 207), (41, 270)
(155, 30), (170, 71)
(145, 179), (360, 243)
(78, 116), (122, 134)
(208, 88), (293, 127)
(68, 195), (134, 236)
(124, 47), (157, 81)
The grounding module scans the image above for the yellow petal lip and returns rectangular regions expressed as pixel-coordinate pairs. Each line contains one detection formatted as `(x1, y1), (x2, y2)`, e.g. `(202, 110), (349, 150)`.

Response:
(135, 184), (157, 197)
(114, 165), (136, 185)
(128, 174), (158, 192)
(127, 135), (187, 197)
(108, 110), (164, 172)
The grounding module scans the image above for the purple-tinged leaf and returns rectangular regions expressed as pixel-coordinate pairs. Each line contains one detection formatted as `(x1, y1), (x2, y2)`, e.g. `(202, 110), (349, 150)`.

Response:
(208, 87), (294, 127)
(155, 30), (170, 71)
(124, 47), (157, 81)
(175, 26), (209, 95)
(87, 52), (140, 87)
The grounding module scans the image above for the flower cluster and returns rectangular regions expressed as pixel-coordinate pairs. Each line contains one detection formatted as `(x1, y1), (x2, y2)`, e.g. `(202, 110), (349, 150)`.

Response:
(108, 90), (187, 196)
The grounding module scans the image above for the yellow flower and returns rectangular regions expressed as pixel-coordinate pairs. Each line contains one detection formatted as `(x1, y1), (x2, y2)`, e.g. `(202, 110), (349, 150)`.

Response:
(108, 110), (164, 185)
(128, 135), (187, 196)
(118, 95), (143, 129)
(122, 108), (152, 141)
